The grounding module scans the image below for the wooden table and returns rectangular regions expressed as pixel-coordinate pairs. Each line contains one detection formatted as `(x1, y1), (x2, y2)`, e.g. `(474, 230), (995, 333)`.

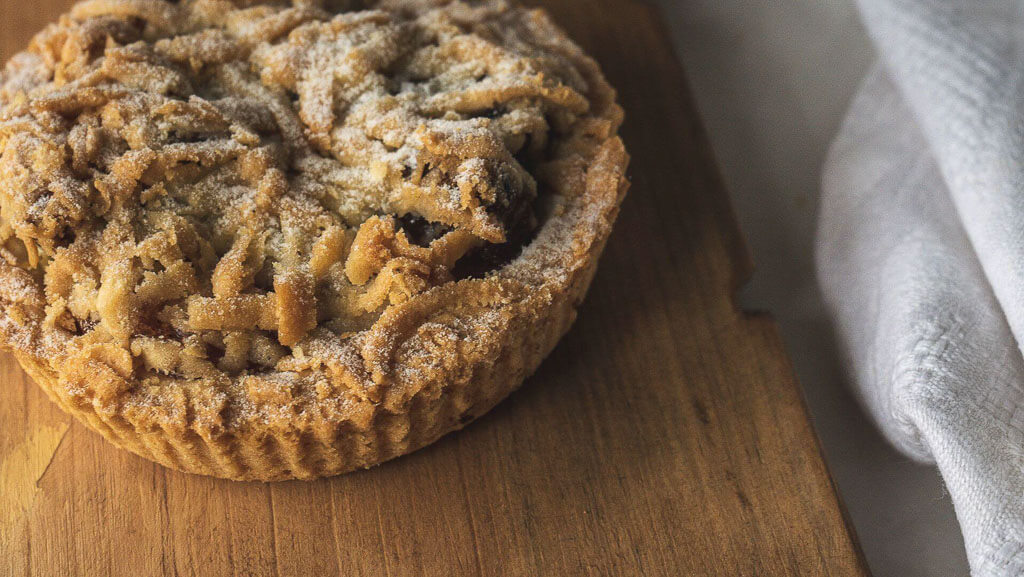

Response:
(0, 1), (870, 575)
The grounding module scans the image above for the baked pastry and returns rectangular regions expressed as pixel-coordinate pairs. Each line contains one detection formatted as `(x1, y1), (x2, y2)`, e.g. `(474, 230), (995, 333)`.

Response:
(0, 0), (628, 480)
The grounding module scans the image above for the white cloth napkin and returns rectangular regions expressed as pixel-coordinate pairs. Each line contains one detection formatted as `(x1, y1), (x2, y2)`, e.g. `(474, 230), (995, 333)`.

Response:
(816, 0), (1024, 574)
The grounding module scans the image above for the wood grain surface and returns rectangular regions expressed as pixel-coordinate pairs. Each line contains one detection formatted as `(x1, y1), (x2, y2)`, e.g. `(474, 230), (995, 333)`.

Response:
(0, 0), (871, 575)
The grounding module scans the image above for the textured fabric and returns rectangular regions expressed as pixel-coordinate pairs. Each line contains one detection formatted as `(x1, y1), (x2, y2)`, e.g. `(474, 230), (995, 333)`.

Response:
(816, 1), (1024, 574)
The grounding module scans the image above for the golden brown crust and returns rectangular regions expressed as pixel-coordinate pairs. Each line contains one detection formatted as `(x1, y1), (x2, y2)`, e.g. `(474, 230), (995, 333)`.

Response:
(0, 0), (628, 480)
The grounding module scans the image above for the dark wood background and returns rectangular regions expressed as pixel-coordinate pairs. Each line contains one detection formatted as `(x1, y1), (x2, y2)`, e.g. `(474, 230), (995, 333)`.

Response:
(0, 0), (870, 575)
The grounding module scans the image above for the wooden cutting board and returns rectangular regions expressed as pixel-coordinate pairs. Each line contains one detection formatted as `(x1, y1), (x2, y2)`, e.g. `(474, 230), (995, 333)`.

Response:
(0, 1), (870, 575)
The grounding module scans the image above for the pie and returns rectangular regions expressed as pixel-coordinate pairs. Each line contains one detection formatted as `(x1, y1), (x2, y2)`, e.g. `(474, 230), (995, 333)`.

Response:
(0, 0), (628, 480)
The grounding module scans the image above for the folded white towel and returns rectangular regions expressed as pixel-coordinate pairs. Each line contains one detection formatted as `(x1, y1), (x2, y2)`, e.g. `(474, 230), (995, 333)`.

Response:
(817, 1), (1024, 574)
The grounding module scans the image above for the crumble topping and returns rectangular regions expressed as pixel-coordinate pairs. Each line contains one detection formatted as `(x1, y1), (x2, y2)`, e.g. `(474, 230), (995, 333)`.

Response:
(0, 0), (603, 384)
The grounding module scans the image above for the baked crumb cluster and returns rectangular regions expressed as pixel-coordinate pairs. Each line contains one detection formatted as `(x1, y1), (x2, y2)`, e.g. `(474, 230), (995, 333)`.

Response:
(0, 0), (595, 385)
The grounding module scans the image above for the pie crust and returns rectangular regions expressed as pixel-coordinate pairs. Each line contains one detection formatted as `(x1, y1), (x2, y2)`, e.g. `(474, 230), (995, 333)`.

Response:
(0, 0), (628, 480)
